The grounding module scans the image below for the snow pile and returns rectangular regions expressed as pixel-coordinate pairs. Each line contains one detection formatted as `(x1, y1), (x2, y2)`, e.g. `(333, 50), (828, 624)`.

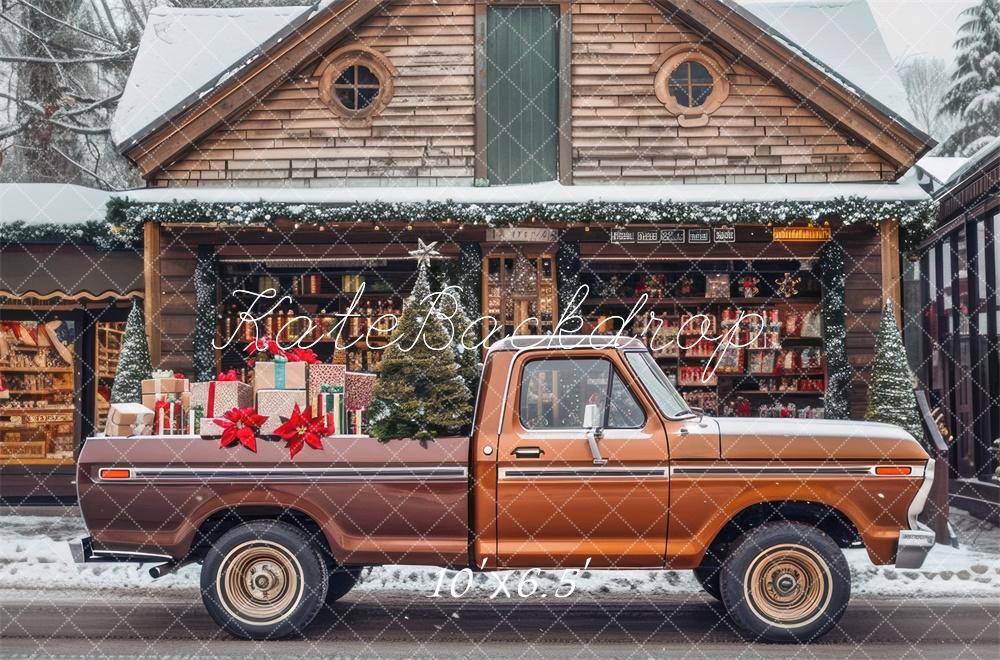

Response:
(1, 514), (997, 598)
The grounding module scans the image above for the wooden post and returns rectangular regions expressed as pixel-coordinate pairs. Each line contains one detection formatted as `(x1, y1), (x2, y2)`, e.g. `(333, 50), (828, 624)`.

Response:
(879, 218), (902, 328)
(143, 221), (162, 366)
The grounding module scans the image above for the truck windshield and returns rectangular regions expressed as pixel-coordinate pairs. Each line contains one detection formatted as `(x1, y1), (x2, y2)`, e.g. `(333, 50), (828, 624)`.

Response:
(624, 351), (692, 418)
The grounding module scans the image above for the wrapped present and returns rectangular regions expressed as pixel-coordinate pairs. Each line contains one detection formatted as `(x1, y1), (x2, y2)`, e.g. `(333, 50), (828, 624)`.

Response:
(254, 358), (307, 393)
(345, 371), (376, 411)
(141, 370), (190, 410)
(316, 385), (347, 435)
(308, 364), (346, 403)
(257, 388), (308, 434)
(348, 408), (366, 436)
(105, 403), (154, 436)
(153, 398), (186, 435)
(192, 380), (252, 419)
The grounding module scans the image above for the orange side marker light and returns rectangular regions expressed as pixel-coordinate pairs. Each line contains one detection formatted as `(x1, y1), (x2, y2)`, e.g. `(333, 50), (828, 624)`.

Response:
(99, 468), (131, 480)
(874, 466), (912, 476)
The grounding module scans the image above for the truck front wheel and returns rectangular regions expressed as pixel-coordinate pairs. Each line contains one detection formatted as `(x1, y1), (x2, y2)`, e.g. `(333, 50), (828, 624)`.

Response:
(201, 521), (329, 640)
(719, 523), (850, 643)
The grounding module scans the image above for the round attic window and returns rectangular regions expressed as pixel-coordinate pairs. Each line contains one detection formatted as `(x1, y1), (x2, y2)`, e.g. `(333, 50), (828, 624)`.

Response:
(651, 46), (730, 126)
(318, 46), (396, 123)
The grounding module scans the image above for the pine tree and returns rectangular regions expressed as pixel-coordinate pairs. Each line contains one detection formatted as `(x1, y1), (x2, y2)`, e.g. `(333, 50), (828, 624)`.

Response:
(111, 301), (152, 404)
(441, 282), (483, 396)
(938, 0), (1000, 156)
(192, 246), (217, 382)
(865, 300), (923, 440)
(369, 243), (473, 442)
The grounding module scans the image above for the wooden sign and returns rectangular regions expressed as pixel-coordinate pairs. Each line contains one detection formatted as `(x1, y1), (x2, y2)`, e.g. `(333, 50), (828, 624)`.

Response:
(688, 228), (711, 243)
(486, 228), (557, 243)
(610, 229), (635, 243)
(772, 226), (832, 242)
(713, 227), (736, 243)
(636, 230), (659, 243)
(660, 228), (686, 243)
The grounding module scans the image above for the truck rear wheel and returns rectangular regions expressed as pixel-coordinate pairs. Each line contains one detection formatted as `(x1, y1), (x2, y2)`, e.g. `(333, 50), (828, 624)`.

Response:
(201, 520), (328, 640)
(326, 565), (362, 604)
(719, 523), (849, 643)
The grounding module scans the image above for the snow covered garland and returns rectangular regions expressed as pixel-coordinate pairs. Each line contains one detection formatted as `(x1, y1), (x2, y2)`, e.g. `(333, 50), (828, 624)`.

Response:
(97, 196), (938, 254)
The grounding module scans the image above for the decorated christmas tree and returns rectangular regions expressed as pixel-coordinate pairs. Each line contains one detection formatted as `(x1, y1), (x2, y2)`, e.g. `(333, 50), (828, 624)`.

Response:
(369, 240), (473, 442)
(938, 0), (1000, 155)
(440, 281), (483, 396)
(865, 299), (923, 440)
(110, 301), (152, 404)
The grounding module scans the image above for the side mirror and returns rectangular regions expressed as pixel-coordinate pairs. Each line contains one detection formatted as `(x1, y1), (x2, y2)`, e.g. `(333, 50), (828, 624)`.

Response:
(582, 403), (607, 466)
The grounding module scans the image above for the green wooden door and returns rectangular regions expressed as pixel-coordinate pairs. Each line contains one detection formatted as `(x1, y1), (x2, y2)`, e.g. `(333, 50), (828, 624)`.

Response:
(486, 6), (560, 185)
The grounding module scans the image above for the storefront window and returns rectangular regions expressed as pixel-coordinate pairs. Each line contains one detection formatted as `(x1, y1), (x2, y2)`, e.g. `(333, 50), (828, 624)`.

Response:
(95, 321), (126, 431)
(0, 319), (78, 465)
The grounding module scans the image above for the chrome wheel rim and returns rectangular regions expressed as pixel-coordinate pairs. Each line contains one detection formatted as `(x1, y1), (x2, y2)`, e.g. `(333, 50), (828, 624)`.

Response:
(217, 540), (303, 625)
(743, 543), (832, 628)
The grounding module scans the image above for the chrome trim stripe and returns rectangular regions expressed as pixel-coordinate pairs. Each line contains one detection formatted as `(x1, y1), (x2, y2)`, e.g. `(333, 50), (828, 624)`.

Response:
(499, 466), (669, 479)
(907, 458), (935, 529)
(98, 466), (469, 482)
(91, 549), (172, 560)
(669, 464), (927, 477)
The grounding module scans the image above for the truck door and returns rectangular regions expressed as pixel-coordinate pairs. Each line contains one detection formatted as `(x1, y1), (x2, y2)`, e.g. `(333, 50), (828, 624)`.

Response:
(495, 353), (669, 568)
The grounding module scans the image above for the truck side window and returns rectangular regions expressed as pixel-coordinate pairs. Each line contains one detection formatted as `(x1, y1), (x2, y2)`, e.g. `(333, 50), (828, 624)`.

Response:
(607, 372), (645, 428)
(519, 358), (609, 429)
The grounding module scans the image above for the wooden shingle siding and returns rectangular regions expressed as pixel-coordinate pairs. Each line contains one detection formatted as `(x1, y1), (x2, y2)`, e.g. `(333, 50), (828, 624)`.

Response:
(569, 0), (895, 184)
(152, 0), (896, 187)
(153, 0), (476, 188)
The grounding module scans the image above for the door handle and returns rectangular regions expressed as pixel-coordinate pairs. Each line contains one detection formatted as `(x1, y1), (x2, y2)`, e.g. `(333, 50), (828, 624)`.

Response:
(512, 446), (544, 459)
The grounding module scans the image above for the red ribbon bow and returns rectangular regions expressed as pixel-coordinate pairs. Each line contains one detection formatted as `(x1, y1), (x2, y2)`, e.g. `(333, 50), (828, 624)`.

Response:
(216, 369), (240, 382)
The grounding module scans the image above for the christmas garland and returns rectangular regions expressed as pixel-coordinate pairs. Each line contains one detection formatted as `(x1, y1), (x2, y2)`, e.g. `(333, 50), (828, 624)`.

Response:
(0, 219), (139, 249)
(106, 196), (938, 252)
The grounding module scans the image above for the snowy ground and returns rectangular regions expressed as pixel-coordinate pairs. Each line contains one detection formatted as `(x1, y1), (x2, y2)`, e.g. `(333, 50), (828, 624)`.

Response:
(0, 510), (997, 600)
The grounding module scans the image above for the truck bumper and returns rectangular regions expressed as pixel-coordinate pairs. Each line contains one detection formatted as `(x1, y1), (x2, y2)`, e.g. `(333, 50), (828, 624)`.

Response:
(69, 537), (172, 564)
(895, 527), (936, 569)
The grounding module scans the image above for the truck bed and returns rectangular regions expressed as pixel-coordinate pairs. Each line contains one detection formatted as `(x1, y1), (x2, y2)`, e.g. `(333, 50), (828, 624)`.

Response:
(76, 434), (471, 565)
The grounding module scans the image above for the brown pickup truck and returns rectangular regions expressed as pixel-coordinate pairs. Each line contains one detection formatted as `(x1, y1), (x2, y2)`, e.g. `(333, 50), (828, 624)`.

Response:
(72, 336), (935, 642)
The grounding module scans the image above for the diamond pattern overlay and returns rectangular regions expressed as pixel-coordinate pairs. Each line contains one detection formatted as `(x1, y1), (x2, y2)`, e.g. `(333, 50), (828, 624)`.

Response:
(0, 0), (998, 655)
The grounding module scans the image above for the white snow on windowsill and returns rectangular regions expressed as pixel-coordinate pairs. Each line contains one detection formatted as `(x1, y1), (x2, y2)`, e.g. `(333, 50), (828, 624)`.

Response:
(118, 180), (930, 207)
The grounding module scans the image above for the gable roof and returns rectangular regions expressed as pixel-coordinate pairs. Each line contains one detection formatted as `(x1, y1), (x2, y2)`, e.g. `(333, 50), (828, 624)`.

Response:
(116, 0), (932, 177)
(112, 5), (310, 147)
(737, 0), (913, 125)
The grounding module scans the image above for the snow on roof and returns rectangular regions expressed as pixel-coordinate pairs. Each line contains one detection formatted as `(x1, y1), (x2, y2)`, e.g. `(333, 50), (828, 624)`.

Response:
(115, 1), (920, 152)
(915, 157), (969, 185)
(935, 136), (1000, 193)
(117, 180), (930, 206)
(736, 0), (914, 123)
(112, 5), (310, 147)
(0, 184), (112, 225)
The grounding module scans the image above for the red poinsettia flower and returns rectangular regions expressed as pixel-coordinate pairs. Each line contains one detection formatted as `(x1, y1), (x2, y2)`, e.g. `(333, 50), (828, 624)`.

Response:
(215, 406), (268, 452)
(216, 369), (240, 382)
(273, 404), (328, 458)
(285, 346), (320, 364)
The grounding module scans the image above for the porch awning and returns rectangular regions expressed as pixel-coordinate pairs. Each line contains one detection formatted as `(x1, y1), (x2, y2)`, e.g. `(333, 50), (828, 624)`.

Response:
(0, 245), (143, 302)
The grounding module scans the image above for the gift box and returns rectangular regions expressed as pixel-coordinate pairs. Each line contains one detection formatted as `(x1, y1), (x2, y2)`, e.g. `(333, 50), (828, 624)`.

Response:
(348, 408), (366, 435)
(254, 359), (308, 393)
(316, 385), (347, 435)
(141, 372), (190, 410)
(308, 364), (345, 403)
(346, 371), (376, 411)
(191, 380), (253, 419)
(105, 403), (154, 436)
(152, 398), (187, 435)
(257, 388), (308, 434)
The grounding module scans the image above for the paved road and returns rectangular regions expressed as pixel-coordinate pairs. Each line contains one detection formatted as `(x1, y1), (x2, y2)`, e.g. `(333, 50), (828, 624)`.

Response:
(2, 591), (997, 658)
